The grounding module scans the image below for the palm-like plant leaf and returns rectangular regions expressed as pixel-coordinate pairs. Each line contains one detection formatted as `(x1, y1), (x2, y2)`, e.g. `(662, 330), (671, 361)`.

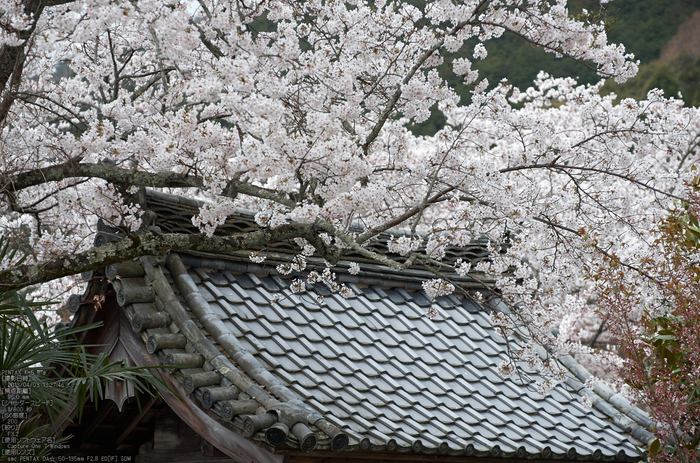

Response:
(1, 234), (174, 456)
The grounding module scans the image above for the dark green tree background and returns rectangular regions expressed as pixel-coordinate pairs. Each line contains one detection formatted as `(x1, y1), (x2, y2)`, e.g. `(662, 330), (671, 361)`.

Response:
(414, 0), (700, 135)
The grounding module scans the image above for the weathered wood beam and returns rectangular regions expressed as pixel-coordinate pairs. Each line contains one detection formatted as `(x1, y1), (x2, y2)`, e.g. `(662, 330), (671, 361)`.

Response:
(76, 401), (115, 446)
(283, 453), (572, 463)
(114, 395), (158, 446)
(118, 309), (284, 463)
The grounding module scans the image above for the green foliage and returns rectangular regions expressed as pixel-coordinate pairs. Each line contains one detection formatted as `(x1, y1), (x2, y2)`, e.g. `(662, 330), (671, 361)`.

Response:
(415, 0), (700, 134)
(603, 55), (700, 106)
(598, 0), (699, 64)
(594, 174), (700, 462)
(645, 64), (684, 99)
(0, 235), (173, 458)
(0, 288), (172, 413)
(642, 310), (700, 459)
(640, 180), (700, 460)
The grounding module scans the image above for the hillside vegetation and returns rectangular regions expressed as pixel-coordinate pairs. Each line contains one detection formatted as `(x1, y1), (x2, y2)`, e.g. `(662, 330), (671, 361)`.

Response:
(416, 0), (700, 134)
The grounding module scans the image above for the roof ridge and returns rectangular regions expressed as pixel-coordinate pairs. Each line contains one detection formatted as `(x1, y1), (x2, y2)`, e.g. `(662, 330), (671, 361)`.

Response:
(137, 188), (492, 274)
(557, 355), (657, 443)
(177, 253), (494, 289)
(141, 188), (466, 240)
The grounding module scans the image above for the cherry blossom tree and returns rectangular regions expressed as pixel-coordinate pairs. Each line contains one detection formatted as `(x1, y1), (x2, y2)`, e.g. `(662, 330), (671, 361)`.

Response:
(594, 176), (700, 463)
(0, 0), (698, 399)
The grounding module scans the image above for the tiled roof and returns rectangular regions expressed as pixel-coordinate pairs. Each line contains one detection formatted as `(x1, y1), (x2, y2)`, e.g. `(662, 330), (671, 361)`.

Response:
(76, 250), (656, 461)
(133, 189), (494, 288)
(65, 189), (657, 461)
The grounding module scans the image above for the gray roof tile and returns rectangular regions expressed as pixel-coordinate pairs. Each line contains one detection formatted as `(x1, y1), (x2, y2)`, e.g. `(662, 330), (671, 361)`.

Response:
(316, 383), (341, 402)
(334, 356), (360, 375)
(365, 389), (391, 407)
(244, 300), (267, 320)
(258, 350), (281, 369)
(248, 274), (281, 293)
(231, 273), (256, 289)
(482, 408), (509, 427)
(357, 401), (383, 420)
(427, 418), (453, 437)
(332, 311), (360, 329)
(501, 424), (527, 442)
(441, 392), (468, 411)
(435, 319), (466, 339)
(301, 323), (327, 343)
(331, 400), (355, 418)
(257, 306), (284, 323)
(434, 363), (459, 382)
(275, 367), (298, 386)
(344, 373), (373, 393)
(312, 309), (340, 328)
(307, 398), (331, 415)
(364, 344), (392, 363)
(424, 377), (450, 396)
(509, 409), (534, 427)
(466, 395), (491, 413)
(392, 344), (419, 363)
(303, 353), (332, 374)
(385, 289), (408, 304)
(325, 370), (350, 388)
(268, 334), (292, 353)
(343, 387), (365, 405)
(402, 416), (428, 434)
(227, 316), (251, 335)
(396, 375), (423, 394)
(366, 428), (392, 446)
(374, 300), (400, 318)
(135, 252), (650, 461)
(288, 382), (313, 400)
(461, 322), (487, 341)
(249, 319), (274, 339)
(391, 389), (416, 407)
(295, 337), (319, 356)
(384, 403), (409, 421)
(349, 414), (374, 432)
(454, 419), (477, 436)
(373, 375), (402, 395)
(348, 327), (377, 346)
(427, 331), (453, 352)
(320, 340), (347, 360)
(434, 296), (454, 309)
(418, 345), (443, 365)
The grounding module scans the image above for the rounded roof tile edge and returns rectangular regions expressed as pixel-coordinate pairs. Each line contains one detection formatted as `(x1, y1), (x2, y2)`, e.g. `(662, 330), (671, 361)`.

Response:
(160, 252), (349, 452)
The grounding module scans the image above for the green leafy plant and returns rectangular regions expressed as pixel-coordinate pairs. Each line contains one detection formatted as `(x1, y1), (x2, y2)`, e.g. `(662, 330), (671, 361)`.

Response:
(596, 175), (700, 463)
(0, 236), (172, 459)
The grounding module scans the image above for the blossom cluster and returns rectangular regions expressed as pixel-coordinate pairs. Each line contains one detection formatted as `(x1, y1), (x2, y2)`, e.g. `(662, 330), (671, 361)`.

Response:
(387, 235), (422, 256)
(0, 0), (696, 409)
(422, 279), (455, 299)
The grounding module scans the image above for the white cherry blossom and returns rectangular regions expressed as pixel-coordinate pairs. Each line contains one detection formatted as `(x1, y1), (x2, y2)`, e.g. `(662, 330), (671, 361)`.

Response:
(0, 0), (695, 384)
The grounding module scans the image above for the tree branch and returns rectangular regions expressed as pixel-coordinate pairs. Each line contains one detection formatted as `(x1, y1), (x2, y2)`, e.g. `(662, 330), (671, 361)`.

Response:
(361, 20), (471, 155)
(5, 162), (201, 192)
(0, 225), (317, 290)
(500, 163), (686, 201)
(4, 161), (297, 209)
(356, 186), (456, 244)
